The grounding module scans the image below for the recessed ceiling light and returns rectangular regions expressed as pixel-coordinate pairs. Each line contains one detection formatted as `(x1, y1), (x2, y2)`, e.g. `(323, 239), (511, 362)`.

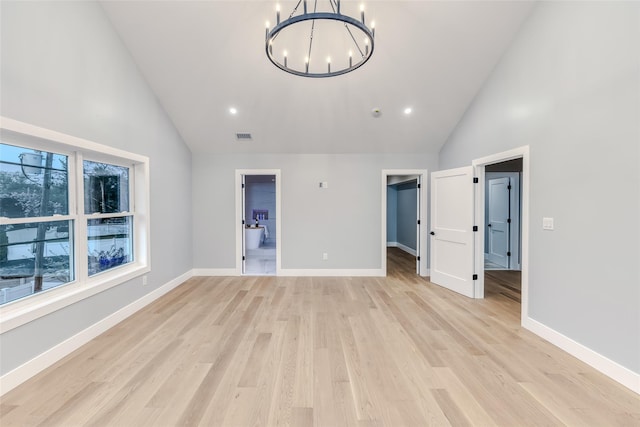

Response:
(404, 107), (412, 115)
(229, 107), (238, 115)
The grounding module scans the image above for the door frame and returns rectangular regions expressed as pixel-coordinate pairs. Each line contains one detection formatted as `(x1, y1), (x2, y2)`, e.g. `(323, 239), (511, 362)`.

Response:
(381, 169), (429, 276)
(235, 169), (282, 276)
(472, 146), (529, 322)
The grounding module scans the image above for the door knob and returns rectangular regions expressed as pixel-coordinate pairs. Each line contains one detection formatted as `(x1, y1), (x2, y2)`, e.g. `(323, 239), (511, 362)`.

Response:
(488, 224), (492, 227)
(430, 231), (435, 235)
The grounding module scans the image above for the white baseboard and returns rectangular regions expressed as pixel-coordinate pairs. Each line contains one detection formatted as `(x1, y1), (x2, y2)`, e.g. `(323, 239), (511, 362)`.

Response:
(279, 269), (384, 277)
(192, 268), (386, 277)
(192, 268), (238, 276)
(387, 242), (417, 256)
(523, 317), (640, 395)
(0, 270), (193, 397)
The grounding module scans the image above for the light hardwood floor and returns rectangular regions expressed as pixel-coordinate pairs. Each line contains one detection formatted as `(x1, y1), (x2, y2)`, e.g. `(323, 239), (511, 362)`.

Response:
(1, 249), (639, 426)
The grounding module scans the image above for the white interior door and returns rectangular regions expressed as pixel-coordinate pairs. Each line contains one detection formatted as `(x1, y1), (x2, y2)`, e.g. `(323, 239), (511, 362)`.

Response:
(487, 177), (510, 268)
(430, 166), (475, 298)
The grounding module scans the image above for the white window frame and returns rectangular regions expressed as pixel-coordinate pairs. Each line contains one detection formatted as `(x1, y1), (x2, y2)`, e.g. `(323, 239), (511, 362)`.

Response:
(0, 117), (150, 333)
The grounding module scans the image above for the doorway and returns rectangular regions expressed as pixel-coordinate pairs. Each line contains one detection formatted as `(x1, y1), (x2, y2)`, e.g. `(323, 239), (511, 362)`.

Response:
(428, 146), (529, 322)
(235, 169), (282, 276)
(473, 147), (529, 323)
(483, 159), (523, 306)
(485, 159), (522, 271)
(381, 169), (428, 277)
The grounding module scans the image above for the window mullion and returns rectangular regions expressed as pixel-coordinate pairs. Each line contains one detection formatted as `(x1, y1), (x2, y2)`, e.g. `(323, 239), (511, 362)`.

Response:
(74, 151), (88, 282)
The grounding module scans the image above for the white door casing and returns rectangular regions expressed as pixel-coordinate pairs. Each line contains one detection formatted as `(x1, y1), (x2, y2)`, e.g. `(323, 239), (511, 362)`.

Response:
(235, 169), (282, 276)
(430, 166), (475, 298)
(487, 177), (510, 268)
(241, 174), (247, 273)
(415, 175), (421, 274)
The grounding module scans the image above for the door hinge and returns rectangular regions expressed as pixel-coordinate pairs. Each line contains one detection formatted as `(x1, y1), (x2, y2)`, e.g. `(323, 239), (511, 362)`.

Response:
(242, 183), (245, 189)
(473, 274), (478, 280)
(242, 219), (245, 225)
(417, 256), (421, 261)
(473, 177), (479, 183)
(507, 218), (512, 224)
(242, 256), (246, 261)
(473, 226), (478, 232)
(417, 183), (421, 189)
(508, 184), (512, 190)
(507, 252), (511, 257)
(417, 220), (421, 225)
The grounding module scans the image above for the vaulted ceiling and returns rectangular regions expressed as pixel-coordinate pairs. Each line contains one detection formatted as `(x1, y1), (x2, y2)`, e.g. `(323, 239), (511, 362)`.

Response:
(101, 1), (535, 154)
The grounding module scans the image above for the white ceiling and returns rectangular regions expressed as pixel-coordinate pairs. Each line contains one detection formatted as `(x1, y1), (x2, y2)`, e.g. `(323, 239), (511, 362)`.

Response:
(100, 1), (535, 154)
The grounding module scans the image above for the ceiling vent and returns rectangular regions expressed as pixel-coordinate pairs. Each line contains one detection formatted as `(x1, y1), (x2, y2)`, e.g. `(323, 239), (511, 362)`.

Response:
(236, 132), (253, 141)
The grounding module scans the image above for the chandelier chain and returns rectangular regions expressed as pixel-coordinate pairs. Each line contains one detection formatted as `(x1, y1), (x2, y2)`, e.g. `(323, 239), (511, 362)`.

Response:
(306, 0), (319, 66)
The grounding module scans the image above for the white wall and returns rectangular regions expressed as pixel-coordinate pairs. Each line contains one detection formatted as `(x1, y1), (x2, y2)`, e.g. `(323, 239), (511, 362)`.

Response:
(439, 2), (639, 374)
(0, 1), (192, 375)
(193, 153), (436, 271)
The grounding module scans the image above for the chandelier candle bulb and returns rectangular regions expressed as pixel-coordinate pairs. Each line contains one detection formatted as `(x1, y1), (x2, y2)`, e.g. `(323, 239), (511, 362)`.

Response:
(337, 0), (341, 14)
(276, 4), (280, 25)
(371, 21), (375, 37)
(360, 4), (365, 24)
(303, 0), (307, 14)
(349, 51), (353, 67)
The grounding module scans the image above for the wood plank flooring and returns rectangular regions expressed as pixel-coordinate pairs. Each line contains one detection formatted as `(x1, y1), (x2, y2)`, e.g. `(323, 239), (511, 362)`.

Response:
(1, 248), (639, 426)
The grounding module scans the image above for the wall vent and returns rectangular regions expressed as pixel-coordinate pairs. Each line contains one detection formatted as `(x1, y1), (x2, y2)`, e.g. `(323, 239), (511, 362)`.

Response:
(236, 132), (253, 141)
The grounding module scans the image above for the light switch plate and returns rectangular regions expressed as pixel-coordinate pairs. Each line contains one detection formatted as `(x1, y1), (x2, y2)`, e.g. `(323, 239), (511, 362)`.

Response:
(543, 217), (554, 230)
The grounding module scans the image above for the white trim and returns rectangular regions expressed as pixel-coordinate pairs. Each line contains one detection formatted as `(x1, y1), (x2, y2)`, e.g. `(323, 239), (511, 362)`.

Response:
(0, 117), (147, 164)
(381, 169), (428, 277)
(0, 269), (192, 397)
(235, 170), (282, 276)
(192, 268), (238, 276)
(523, 317), (640, 395)
(387, 242), (417, 256)
(279, 269), (384, 277)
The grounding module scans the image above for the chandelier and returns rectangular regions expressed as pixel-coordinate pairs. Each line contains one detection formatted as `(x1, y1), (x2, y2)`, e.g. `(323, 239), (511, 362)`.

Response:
(265, 0), (375, 78)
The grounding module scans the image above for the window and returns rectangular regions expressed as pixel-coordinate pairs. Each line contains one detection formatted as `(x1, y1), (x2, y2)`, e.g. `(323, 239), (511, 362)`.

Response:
(0, 118), (150, 330)
(0, 145), (73, 303)
(84, 160), (133, 276)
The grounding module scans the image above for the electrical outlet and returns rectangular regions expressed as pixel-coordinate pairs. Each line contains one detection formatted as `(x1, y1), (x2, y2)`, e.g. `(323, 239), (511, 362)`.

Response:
(323, 252), (328, 261)
(142, 275), (148, 286)
(542, 217), (554, 230)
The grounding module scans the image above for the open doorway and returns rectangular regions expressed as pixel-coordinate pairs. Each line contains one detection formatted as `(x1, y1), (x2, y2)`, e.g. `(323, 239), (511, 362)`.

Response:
(235, 169), (282, 276)
(472, 147), (529, 322)
(381, 169), (428, 277)
(484, 159), (523, 303)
